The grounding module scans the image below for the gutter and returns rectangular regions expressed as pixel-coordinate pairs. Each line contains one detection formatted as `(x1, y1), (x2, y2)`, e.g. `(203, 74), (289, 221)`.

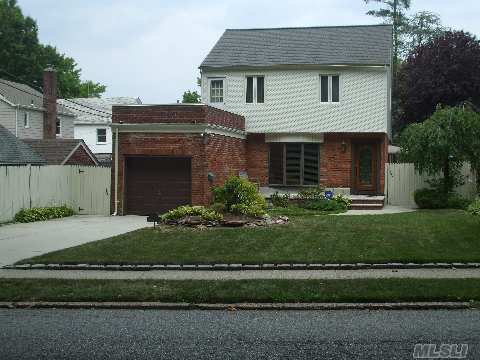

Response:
(15, 105), (18, 137)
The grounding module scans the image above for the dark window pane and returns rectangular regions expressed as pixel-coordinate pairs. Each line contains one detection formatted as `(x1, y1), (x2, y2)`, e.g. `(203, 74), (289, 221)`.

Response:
(320, 76), (329, 102)
(332, 75), (339, 102)
(303, 144), (319, 185)
(246, 77), (253, 103)
(269, 143), (284, 184)
(256, 76), (264, 103)
(285, 143), (301, 185)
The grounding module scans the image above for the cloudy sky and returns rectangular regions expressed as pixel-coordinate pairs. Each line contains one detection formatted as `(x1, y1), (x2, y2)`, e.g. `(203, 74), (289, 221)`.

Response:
(17, 0), (480, 103)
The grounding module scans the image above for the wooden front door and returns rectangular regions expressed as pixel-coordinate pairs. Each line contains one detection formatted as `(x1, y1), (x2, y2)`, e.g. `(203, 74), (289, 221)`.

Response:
(353, 143), (378, 194)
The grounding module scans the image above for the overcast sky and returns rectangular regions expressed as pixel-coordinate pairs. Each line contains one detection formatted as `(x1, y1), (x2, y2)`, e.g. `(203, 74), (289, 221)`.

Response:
(17, 0), (480, 103)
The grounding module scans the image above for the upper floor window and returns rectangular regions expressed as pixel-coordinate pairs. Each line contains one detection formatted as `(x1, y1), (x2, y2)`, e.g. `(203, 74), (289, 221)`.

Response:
(97, 128), (107, 144)
(209, 78), (224, 103)
(320, 75), (340, 103)
(246, 76), (264, 103)
(56, 118), (61, 136)
(23, 112), (30, 128)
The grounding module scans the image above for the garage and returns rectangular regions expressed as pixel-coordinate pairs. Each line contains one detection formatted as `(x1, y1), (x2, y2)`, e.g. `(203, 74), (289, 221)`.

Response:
(125, 157), (191, 215)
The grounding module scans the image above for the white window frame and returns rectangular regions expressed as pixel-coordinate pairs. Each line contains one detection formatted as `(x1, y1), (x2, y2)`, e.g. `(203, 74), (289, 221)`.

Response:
(319, 74), (341, 104)
(245, 75), (265, 104)
(56, 118), (61, 137)
(209, 78), (225, 104)
(23, 112), (30, 128)
(96, 128), (107, 144)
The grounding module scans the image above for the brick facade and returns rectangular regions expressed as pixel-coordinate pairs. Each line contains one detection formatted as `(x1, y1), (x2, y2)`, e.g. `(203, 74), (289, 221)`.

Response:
(246, 134), (269, 186)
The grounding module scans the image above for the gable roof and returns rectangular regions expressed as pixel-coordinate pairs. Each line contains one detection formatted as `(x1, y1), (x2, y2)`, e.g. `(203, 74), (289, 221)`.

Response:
(58, 97), (142, 125)
(0, 78), (74, 116)
(200, 24), (392, 69)
(0, 125), (45, 165)
(22, 139), (99, 166)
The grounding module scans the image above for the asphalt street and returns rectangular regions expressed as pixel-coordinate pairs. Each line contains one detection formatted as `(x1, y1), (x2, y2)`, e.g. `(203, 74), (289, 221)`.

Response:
(0, 309), (478, 359)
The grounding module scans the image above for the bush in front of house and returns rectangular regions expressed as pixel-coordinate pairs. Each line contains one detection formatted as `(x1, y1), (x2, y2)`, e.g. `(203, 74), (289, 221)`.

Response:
(161, 205), (223, 223)
(212, 176), (267, 218)
(467, 199), (480, 216)
(297, 186), (325, 202)
(414, 188), (469, 209)
(295, 186), (350, 212)
(14, 206), (75, 223)
(271, 192), (289, 208)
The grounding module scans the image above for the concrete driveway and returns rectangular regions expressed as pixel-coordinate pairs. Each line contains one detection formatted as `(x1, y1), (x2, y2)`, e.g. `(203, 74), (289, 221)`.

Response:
(0, 215), (147, 266)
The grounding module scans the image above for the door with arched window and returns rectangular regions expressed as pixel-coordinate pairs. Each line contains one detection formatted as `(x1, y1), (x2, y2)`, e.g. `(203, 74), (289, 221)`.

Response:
(353, 142), (378, 194)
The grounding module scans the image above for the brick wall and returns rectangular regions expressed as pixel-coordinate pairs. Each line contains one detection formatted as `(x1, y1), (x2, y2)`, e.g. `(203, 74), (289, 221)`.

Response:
(246, 134), (269, 186)
(320, 133), (353, 188)
(65, 145), (97, 166)
(112, 132), (247, 214)
(113, 104), (245, 131)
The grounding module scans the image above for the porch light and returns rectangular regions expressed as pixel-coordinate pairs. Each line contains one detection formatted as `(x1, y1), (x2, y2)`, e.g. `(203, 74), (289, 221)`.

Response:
(341, 140), (347, 153)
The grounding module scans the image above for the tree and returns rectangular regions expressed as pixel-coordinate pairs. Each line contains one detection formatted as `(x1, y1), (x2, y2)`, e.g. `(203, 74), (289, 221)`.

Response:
(400, 106), (467, 194)
(182, 90), (201, 103)
(77, 81), (107, 98)
(457, 104), (480, 194)
(364, 0), (411, 69)
(397, 31), (480, 129)
(405, 11), (444, 52)
(0, 0), (106, 98)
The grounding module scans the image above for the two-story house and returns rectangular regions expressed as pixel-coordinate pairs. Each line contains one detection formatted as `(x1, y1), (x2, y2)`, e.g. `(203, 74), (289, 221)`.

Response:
(0, 68), (99, 166)
(110, 24), (392, 215)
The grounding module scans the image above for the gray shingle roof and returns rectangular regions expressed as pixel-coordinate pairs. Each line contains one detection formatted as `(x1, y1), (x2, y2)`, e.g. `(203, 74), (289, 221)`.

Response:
(0, 78), (74, 116)
(200, 24), (392, 69)
(58, 97), (142, 125)
(22, 139), (98, 165)
(0, 125), (46, 165)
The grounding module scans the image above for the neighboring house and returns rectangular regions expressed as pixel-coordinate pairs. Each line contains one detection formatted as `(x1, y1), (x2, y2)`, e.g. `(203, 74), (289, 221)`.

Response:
(23, 139), (99, 166)
(0, 78), (75, 140)
(57, 97), (141, 166)
(0, 68), (100, 166)
(111, 24), (392, 215)
(0, 125), (45, 165)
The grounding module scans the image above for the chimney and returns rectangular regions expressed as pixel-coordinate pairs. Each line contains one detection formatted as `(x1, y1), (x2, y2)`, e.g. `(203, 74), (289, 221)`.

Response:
(43, 67), (57, 139)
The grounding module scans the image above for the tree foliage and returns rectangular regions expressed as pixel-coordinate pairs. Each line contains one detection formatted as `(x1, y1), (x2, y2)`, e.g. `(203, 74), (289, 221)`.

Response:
(182, 90), (201, 103)
(400, 106), (480, 194)
(0, 0), (106, 98)
(397, 31), (480, 128)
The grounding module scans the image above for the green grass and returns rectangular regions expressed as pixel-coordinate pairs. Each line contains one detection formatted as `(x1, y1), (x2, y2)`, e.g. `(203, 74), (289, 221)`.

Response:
(18, 210), (480, 265)
(1, 278), (479, 303)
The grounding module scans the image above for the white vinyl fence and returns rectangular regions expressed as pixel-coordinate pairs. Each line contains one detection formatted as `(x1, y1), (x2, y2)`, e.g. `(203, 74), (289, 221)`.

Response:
(385, 163), (477, 207)
(0, 165), (111, 223)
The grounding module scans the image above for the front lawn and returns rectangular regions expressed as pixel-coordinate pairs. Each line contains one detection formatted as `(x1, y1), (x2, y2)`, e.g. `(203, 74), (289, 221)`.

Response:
(18, 210), (480, 265)
(1, 278), (480, 303)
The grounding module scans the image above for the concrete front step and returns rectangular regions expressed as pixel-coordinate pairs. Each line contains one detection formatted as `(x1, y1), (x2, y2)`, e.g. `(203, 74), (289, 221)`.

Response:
(348, 195), (385, 209)
(349, 203), (384, 210)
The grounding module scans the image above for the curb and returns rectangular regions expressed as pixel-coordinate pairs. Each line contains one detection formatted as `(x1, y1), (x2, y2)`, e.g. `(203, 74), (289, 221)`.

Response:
(4, 262), (480, 271)
(0, 301), (473, 311)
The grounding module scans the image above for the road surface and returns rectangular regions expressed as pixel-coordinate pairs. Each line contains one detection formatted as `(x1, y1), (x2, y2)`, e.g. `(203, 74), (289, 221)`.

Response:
(0, 309), (478, 359)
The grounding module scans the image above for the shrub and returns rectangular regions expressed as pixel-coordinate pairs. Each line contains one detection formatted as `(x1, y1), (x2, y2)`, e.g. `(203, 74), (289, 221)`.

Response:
(333, 194), (352, 208)
(301, 198), (348, 212)
(297, 186), (325, 202)
(209, 202), (226, 214)
(414, 188), (469, 209)
(161, 205), (222, 222)
(271, 192), (289, 208)
(467, 199), (480, 216)
(14, 206), (75, 223)
(212, 176), (267, 217)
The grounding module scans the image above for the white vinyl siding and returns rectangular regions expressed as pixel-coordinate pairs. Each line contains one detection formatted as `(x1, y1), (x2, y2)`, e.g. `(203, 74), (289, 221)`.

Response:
(74, 124), (112, 153)
(202, 68), (389, 133)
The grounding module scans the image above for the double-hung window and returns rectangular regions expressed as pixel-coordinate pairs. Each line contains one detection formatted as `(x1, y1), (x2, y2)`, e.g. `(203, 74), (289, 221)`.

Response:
(209, 78), (224, 103)
(23, 112), (30, 128)
(269, 143), (320, 186)
(97, 128), (107, 144)
(320, 75), (340, 103)
(246, 76), (264, 103)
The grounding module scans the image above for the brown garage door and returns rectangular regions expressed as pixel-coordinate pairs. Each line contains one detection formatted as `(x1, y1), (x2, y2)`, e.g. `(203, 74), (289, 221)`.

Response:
(125, 157), (191, 215)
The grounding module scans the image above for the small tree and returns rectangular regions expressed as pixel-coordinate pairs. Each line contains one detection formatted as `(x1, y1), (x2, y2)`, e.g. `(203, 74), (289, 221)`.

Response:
(182, 90), (201, 103)
(400, 106), (466, 194)
(457, 105), (480, 194)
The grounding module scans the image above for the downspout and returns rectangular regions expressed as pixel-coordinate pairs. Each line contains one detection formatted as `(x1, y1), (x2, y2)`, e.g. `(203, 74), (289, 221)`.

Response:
(112, 127), (119, 216)
(15, 105), (18, 137)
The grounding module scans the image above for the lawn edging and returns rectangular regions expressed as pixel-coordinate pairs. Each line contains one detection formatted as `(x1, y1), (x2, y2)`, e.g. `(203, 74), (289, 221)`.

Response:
(0, 301), (473, 311)
(6, 262), (480, 271)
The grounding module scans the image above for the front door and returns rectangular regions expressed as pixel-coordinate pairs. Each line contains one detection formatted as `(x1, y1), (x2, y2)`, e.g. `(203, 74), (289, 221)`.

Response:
(353, 143), (378, 194)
